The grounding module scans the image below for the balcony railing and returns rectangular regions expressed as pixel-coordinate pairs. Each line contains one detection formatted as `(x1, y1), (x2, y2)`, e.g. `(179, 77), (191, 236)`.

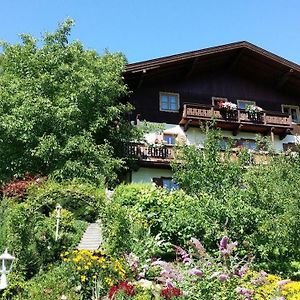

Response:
(124, 143), (174, 161)
(180, 103), (292, 137)
(124, 142), (273, 166)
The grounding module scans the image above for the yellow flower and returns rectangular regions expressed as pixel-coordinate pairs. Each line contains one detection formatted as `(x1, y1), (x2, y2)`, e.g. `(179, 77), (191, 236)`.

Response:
(80, 275), (87, 282)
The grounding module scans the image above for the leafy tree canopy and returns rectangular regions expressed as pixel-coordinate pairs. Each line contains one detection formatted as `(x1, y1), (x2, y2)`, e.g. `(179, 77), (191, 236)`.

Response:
(0, 19), (134, 185)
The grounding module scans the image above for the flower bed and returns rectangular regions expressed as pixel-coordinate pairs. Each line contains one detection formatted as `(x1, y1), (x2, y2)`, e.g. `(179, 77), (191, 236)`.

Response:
(61, 237), (300, 299)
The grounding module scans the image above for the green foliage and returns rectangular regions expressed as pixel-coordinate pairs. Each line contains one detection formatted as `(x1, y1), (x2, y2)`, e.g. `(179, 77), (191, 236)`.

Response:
(0, 179), (108, 279)
(0, 18), (134, 185)
(27, 179), (105, 222)
(104, 184), (208, 258)
(0, 197), (86, 279)
(171, 128), (300, 276)
(1, 264), (80, 300)
(171, 127), (246, 198)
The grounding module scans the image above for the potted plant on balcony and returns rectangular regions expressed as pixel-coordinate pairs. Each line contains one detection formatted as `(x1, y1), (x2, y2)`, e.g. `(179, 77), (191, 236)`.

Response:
(218, 101), (237, 120)
(246, 104), (263, 122)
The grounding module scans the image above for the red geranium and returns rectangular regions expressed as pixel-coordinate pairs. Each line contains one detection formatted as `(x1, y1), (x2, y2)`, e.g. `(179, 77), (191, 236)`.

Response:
(108, 281), (135, 299)
(160, 286), (182, 299)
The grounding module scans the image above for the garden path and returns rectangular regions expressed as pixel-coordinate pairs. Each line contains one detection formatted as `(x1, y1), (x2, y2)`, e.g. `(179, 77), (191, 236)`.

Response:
(77, 222), (102, 251)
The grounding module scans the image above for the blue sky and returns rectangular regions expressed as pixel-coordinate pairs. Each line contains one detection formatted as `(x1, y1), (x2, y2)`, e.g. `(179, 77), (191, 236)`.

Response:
(1, 0), (300, 64)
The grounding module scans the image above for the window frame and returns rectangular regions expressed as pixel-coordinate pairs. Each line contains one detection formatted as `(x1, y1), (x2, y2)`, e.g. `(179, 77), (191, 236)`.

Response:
(212, 97), (228, 106)
(281, 104), (300, 123)
(237, 100), (256, 110)
(163, 133), (177, 145)
(152, 177), (179, 191)
(159, 92), (180, 112)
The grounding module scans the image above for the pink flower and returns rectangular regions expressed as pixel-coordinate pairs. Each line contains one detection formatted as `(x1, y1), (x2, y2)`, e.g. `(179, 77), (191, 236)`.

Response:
(219, 236), (237, 257)
(219, 274), (229, 281)
(188, 268), (203, 277)
(278, 280), (291, 287)
(190, 238), (206, 254)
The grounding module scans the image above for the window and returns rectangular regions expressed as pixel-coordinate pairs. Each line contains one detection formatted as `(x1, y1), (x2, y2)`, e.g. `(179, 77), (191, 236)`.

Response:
(162, 178), (179, 191)
(163, 134), (176, 145)
(237, 100), (256, 109)
(281, 105), (300, 123)
(237, 139), (257, 151)
(212, 97), (228, 107)
(283, 143), (298, 152)
(160, 92), (179, 112)
(218, 137), (229, 150)
(152, 177), (179, 191)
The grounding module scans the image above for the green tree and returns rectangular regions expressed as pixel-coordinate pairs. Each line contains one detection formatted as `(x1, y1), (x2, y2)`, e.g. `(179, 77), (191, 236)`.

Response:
(0, 19), (133, 185)
(171, 128), (300, 275)
(171, 126), (246, 198)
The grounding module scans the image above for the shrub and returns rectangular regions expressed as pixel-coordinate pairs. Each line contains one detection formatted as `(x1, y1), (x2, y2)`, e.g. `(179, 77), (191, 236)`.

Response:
(26, 179), (105, 222)
(2, 264), (81, 300)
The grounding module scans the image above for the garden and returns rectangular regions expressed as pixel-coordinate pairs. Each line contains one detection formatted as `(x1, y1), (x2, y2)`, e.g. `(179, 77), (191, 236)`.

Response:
(0, 20), (300, 299)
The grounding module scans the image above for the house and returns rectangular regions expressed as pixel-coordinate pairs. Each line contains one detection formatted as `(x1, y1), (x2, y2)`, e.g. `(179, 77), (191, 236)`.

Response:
(123, 41), (300, 188)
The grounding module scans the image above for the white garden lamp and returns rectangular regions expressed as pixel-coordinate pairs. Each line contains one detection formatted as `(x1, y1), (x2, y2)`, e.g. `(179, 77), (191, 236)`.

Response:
(0, 249), (15, 290)
(55, 204), (62, 241)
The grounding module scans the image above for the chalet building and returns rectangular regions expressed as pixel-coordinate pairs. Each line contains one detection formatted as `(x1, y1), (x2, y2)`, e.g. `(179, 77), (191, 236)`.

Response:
(123, 41), (300, 188)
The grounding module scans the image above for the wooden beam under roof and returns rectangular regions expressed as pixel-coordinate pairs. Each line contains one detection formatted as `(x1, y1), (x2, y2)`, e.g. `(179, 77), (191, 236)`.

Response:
(275, 69), (294, 89)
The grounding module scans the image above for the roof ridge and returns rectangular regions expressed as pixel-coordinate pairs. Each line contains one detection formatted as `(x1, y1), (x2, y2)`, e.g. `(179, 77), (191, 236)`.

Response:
(125, 41), (300, 74)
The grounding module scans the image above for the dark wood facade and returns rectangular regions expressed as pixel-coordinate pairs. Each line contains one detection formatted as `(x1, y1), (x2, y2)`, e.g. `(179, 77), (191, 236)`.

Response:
(124, 42), (300, 130)
(123, 42), (300, 167)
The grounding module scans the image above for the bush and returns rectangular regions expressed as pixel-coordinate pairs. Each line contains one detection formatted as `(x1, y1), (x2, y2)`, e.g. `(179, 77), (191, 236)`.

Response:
(26, 179), (105, 222)
(103, 184), (211, 258)
(1, 264), (80, 300)
(0, 197), (87, 279)
(0, 179), (108, 279)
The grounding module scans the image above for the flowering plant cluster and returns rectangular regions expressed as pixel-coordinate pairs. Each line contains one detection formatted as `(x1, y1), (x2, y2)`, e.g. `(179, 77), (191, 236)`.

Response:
(61, 249), (126, 298)
(1, 173), (46, 199)
(105, 236), (300, 300)
(218, 101), (237, 111)
(246, 104), (263, 113)
(109, 281), (136, 299)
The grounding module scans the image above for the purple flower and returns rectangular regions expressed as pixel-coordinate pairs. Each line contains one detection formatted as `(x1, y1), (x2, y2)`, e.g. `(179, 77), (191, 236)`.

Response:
(174, 245), (192, 264)
(190, 238), (206, 254)
(125, 252), (139, 271)
(278, 280), (291, 287)
(236, 287), (253, 297)
(219, 273), (229, 281)
(219, 236), (238, 256)
(219, 236), (229, 251)
(188, 268), (203, 277)
(166, 279), (174, 288)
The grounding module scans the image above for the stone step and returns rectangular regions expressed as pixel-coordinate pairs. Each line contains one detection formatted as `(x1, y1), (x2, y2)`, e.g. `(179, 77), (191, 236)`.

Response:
(77, 222), (102, 251)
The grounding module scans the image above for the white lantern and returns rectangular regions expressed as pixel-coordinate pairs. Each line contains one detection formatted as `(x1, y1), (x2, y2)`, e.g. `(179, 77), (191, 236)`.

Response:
(55, 204), (62, 241)
(0, 249), (15, 290)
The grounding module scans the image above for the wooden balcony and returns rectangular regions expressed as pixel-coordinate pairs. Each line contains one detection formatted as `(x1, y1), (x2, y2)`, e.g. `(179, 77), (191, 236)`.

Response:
(124, 143), (174, 166)
(180, 104), (293, 139)
(124, 142), (272, 167)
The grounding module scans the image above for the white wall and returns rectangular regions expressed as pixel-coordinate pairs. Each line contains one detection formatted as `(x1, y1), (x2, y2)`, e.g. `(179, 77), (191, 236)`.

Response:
(131, 168), (173, 183)
(143, 122), (300, 152)
(131, 123), (300, 184)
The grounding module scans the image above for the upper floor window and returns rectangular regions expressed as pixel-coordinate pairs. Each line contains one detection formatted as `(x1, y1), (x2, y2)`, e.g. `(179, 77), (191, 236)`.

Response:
(237, 100), (256, 110)
(163, 133), (176, 145)
(281, 105), (300, 123)
(160, 92), (179, 112)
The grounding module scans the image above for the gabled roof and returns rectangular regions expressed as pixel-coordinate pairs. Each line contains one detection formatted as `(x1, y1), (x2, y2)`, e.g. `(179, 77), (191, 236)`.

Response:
(125, 41), (300, 73)
(124, 41), (300, 96)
